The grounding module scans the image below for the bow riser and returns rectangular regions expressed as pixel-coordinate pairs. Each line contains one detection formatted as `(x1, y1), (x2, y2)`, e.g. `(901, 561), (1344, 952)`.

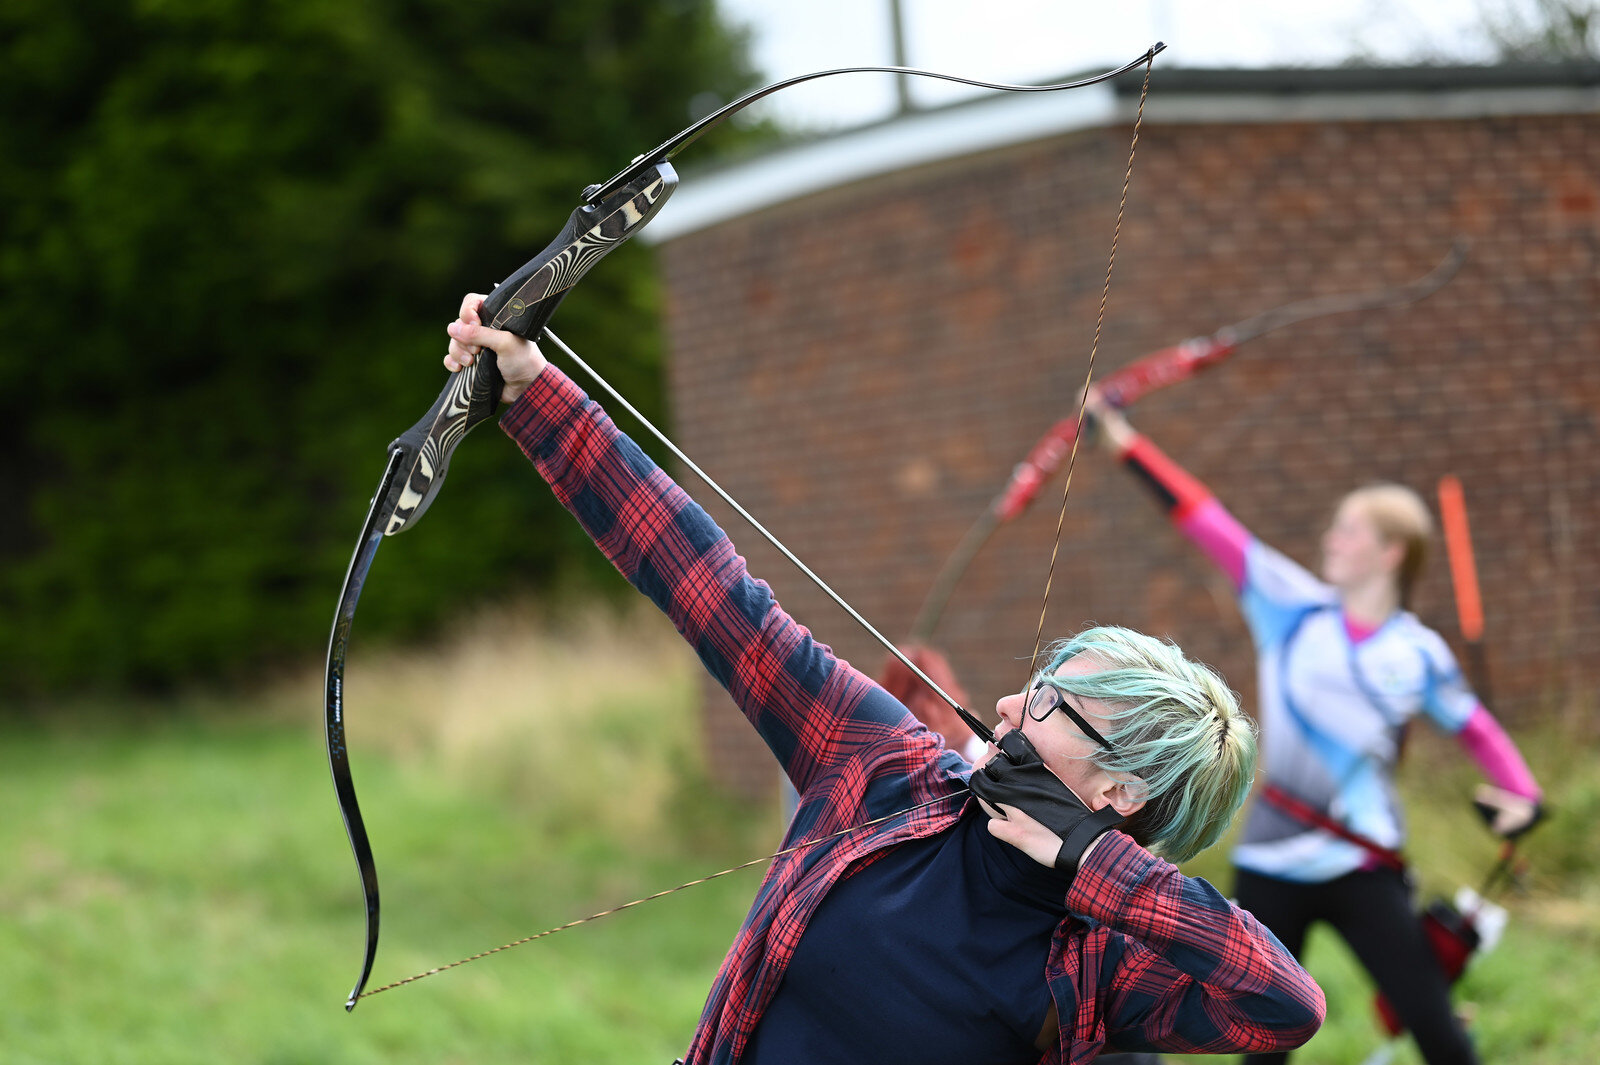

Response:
(488, 166), (679, 334)
(382, 164), (680, 536)
(1096, 335), (1236, 409)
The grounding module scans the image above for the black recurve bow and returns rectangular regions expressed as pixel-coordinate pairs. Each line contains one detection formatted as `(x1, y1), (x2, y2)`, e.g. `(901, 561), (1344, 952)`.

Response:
(906, 239), (1469, 644)
(327, 45), (1166, 1011)
(326, 163), (681, 1010)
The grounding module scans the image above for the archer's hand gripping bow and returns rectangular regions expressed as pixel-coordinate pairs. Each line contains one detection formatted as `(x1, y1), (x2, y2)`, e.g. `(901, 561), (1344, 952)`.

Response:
(326, 45), (1166, 1011)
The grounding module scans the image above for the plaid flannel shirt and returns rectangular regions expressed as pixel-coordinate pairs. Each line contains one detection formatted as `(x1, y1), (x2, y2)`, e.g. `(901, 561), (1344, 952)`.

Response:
(503, 366), (1325, 1065)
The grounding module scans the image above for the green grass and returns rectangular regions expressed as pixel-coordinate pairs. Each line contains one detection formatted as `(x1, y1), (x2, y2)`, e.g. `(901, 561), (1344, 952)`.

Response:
(0, 604), (782, 1065)
(2, 605), (1596, 1064)
(0, 717), (786, 1065)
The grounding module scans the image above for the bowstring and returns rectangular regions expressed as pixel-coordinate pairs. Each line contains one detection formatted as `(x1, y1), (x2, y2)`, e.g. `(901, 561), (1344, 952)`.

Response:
(353, 790), (964, 1001)
(1024, 57), (1153, 691)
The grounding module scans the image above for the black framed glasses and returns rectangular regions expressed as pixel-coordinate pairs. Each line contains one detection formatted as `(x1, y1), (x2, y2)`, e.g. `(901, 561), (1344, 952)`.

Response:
(1025, 684), (1117, 752)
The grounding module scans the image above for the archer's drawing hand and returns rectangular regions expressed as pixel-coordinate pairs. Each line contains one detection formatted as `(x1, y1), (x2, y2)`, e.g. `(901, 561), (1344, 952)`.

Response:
(984, 800), (1068, 867)
(970, 726), (1129, 874)
(984, 800), (1111, 870)
(445, 292), (548, 405)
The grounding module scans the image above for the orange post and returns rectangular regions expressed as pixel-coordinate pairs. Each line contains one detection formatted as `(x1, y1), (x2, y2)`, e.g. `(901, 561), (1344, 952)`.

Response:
(1437, 475), (1484, 642)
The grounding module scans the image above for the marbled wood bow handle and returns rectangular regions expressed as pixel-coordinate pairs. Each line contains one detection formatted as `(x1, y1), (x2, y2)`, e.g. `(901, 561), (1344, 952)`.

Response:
(326, 161), (677, 1012)
(382, 162), (680, 535)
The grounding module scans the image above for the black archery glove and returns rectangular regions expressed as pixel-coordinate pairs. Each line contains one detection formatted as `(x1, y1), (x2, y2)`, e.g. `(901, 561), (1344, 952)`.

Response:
(969, 728), (1125, 878)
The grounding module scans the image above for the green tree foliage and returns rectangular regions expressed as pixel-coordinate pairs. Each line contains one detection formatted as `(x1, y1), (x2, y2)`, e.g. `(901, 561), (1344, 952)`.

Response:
(1483, 0), (1599, 59)
(0, 0), (765, 696)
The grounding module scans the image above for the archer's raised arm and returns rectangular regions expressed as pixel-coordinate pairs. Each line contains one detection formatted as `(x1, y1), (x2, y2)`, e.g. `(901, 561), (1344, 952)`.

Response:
(1084, 391), (1251, 592)
(449, 306), (931, 797)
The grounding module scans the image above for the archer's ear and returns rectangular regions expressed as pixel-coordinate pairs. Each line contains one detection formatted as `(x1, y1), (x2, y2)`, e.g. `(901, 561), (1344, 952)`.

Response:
(1106, 778), (1149, 818)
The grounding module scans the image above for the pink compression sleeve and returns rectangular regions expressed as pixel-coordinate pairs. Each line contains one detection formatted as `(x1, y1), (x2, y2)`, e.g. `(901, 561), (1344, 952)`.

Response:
(1176, 497), (1251, 592)
(1456, 705), (1542, 799)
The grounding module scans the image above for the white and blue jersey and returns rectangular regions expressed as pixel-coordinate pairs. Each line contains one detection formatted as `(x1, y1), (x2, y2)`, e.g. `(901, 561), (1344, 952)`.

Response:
(1232, 542), (1479, 882)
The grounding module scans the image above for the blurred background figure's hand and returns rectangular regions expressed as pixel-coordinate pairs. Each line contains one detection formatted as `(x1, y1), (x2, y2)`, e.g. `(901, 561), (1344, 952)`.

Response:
(1474, 784), (1545, 839)
(1082, 386), (1137, 453)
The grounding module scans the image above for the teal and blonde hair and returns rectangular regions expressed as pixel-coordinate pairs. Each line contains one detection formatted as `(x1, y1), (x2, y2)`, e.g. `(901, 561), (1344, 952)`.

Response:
(1033, 626), (1255, 864)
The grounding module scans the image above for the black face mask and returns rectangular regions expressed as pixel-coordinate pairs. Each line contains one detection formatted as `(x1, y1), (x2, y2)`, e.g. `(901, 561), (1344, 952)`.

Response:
(968, 728), (1125, 876)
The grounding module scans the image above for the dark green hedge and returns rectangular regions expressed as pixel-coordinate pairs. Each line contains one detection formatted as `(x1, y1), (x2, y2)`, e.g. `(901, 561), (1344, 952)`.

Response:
(0, 0), (764, 696)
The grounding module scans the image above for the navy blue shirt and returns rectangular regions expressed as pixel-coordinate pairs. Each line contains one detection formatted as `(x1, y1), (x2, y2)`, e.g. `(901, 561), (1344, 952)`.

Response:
(744, 806), (1074, 1064)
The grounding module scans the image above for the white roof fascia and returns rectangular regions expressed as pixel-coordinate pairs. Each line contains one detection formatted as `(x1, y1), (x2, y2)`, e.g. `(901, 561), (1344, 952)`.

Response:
(644, 82), (1600, 243)
(1141, 85), (1600, 126)
(641, 84), (1117, 244)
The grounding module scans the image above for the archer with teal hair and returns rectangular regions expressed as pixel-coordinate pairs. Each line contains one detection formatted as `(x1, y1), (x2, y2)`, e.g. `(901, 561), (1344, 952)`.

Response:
(442, 296), (1323, 1064)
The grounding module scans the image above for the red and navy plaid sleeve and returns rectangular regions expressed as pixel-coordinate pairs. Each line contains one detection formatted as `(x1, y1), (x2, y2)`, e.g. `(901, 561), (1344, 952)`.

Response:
(502, 366), (974, 1064)
(1060, 832), (1326, 1056)
(499, 366), (938, 797)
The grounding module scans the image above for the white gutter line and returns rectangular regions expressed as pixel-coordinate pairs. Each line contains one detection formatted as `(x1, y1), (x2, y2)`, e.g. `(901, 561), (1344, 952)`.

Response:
(1141, 85), (1600, 125)
(642, 85), (1117, 243)
(643, 83), (1600, 244)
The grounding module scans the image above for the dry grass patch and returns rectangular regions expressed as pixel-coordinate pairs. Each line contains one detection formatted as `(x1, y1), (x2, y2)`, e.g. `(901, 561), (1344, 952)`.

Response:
(269, 597), (708, 847)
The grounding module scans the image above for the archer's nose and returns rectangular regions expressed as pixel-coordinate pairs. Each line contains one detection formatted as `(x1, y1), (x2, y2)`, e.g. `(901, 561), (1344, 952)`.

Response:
(994, 691), (1024, 729)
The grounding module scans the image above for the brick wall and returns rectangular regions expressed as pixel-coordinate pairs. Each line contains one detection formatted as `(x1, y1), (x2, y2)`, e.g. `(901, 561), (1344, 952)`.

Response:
(656, 111), (1599, 800)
